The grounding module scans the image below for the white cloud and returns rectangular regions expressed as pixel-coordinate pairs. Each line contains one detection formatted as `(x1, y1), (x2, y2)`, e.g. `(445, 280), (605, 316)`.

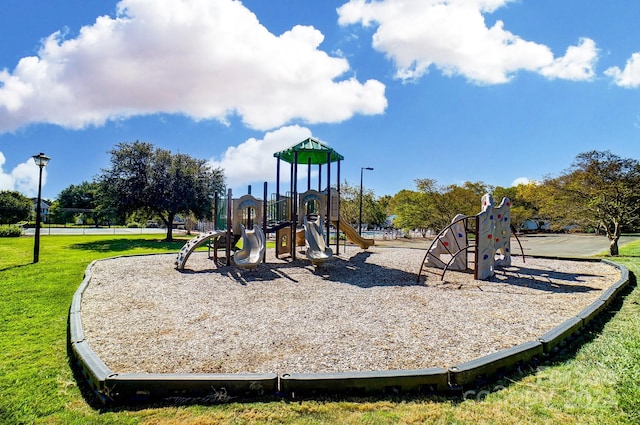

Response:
(540, 38), (598, 81)
(0, 0), (387, 133)
(0, 152), (12, 190)
(337, 0), (598, 84)
(0, 151), (46, 197)
(605, 52), (640, 88)
(511, 177), (530, 187)
(208, 125), (315, 190)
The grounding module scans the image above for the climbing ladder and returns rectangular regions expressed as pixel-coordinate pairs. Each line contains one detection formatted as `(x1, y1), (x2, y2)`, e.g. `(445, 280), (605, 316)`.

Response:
(417, 215), (476, 282)
(175, 229), (227, 271)
(417, 218), (525, 282)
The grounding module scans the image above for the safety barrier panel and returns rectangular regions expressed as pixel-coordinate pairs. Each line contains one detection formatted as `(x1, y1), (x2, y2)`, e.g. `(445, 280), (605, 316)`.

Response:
(538, 316), (583, 354)
(69, 256), (630, 404)
(104, 373), (279, 403)
(576, 299), (606, 326)
(280, 368), (449, 396)
(448, 340), (543, 389)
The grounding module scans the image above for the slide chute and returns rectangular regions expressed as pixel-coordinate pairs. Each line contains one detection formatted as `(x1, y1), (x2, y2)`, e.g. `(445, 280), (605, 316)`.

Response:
(234, 224), (266, 270)
(303, 215), (333, 266)
(332, 216), (374, 249)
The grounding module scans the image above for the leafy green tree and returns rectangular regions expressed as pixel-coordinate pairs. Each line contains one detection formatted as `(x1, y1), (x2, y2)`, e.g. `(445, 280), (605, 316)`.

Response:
(412, 178), (446, 230)
(98, 141), (225, 241)
(52, 181), (102, 224)
(47, 201), (64, 225)
(545, 150), (640, 255)
(364, 192), (387, 228)
(377, 194), (393, 226)
(389, 179), (444, 235)
(390, 189), (434, 236)
(440, 181), (491, 219)
(0, 191), (32, 224)
(338, 180), (359, 225)
(492, 186), (517, 201)
(391, 179), (511, 236)
(494, 185), (537, 230)
(338, 180), (382, 228)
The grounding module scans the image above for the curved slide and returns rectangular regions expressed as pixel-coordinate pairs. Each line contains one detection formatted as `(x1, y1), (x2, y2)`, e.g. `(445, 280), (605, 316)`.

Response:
(234, 224), (266, 270)
(332, 216), (375, 249)
(176, 229), (226, 270)
(304, 215), (333, 266)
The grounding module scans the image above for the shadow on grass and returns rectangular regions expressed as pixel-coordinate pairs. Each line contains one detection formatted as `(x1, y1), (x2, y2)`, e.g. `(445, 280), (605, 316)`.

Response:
(68, 238), (188, 253)
(0, 262), (33, 272)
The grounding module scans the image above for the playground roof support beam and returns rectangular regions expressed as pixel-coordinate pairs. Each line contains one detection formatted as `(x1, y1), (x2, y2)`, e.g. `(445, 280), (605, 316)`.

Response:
(226, 188), (232, 266)
(274, 137), (345, 260)
(293, 151), (298, 261)
(336, 159), (341, 255)
(326, 150), (331, 248)
(263, 182), (268, 263)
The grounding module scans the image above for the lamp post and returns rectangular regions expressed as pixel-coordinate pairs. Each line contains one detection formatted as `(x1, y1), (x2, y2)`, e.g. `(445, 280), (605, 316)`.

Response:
(32, 153), (50, 263)
(359, 166), (373, 236)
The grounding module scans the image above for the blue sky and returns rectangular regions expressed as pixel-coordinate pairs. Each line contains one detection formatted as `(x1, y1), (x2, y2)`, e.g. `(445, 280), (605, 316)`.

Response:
(1, 0), (640, 200)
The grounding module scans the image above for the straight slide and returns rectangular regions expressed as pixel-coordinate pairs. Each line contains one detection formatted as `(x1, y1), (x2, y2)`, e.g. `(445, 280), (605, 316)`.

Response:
(332, 216), (374, 249)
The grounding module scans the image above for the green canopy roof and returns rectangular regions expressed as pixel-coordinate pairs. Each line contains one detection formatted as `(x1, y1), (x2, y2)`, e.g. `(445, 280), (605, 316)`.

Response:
(274, 137), (344, 165)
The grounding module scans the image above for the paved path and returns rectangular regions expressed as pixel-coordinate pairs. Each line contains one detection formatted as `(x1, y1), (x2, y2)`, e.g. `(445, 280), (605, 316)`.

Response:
(377, 233), (640, 258)
(515, 233), (640, 257)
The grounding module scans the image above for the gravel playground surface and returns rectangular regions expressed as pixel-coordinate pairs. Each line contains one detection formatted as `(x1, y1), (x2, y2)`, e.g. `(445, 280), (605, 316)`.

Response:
(80, 242), (622, 375)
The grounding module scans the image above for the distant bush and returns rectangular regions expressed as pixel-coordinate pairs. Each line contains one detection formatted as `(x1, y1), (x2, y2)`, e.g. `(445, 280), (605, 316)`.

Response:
(127, 222), (140, 228)
(0, 225), (23, 237)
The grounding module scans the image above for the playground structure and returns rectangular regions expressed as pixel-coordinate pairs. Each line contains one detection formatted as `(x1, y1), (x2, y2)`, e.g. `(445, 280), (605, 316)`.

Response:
(272, 137), (374, 263)
(175, 188), (267, 270)
(418, 193), (524, 281)
(176, 137), (374, 271)
(71, 139), (633, 404)
(72, 240), (630, 404)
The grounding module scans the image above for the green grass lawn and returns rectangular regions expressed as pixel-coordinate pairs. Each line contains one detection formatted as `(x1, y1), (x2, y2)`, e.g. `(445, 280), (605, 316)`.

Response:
(1, 234), (639, 424)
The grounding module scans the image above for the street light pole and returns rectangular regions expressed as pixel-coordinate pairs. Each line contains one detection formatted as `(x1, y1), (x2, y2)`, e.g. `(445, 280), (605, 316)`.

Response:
(32, 153), (50, 264)
(359, 167), (373, 236)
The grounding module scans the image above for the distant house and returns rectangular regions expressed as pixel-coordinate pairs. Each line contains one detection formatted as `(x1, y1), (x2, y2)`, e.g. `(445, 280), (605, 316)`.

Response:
(520, 219), (550, 233)
(31, 199), (51, 223)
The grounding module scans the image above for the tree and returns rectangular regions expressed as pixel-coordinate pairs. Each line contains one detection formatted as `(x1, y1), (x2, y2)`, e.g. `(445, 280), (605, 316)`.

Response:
(390, 189), (434, 236)
(364, 192), (387, 228)
(52, 181), (102, 225)
(393, 179), (493, 235)
(493, 184), (540, 230)
(412, 178), (447, 231)
(0, 190), (32, 224)
(546, 150), (640, 255)
(440, 181), (491, 219)
(98, 141), (225, 241)
(339, 180), (382, 228)
(389, 178), (543, 237)
(377, 194), (393, 226)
